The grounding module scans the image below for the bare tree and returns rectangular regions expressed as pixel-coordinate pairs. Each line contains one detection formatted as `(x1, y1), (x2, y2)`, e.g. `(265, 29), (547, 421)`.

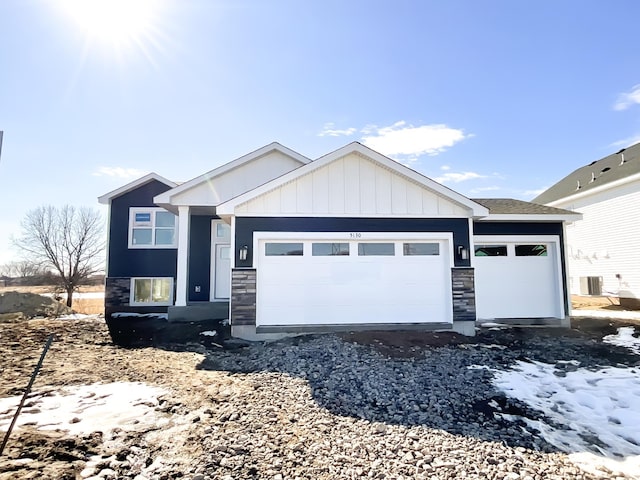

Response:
(14, 205), (105, 307)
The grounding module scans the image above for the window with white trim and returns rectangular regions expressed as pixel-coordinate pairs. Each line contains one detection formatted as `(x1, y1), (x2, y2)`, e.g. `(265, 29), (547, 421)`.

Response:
(129, 208), (177, 248)
(130, 277), (174, 306)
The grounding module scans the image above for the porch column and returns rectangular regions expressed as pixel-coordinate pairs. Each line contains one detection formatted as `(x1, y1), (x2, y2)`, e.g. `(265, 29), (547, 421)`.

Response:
(175, 205), (190, 306)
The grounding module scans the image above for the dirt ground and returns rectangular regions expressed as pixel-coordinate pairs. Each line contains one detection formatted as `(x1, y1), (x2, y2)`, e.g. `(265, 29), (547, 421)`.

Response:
(0, 317), (223, 479)
(0, 312), (638, 479)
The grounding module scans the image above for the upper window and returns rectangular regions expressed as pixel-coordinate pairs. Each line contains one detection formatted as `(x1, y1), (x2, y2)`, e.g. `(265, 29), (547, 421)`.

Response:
(265, 243), (303, 256)
(475, 245), (507, 257)
(403, 243), (440, 256)
(358, 243), (395, 256)
(129, 208), (177, 248)
(516, 244), (548, 257)
(312, 243), (349, 256)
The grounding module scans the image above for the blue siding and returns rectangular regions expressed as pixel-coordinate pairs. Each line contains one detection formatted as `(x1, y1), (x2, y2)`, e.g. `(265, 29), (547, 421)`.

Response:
(188, 215), (216, 302)
(235, 217), (472, 267)
(107, 180), (177, 278)
(473, 221), (563, 236)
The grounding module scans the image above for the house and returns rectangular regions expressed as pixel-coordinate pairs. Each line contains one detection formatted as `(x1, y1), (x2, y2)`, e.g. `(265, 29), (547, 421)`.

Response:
(534, 143), (640, 308)
(99, 142), (581, 342)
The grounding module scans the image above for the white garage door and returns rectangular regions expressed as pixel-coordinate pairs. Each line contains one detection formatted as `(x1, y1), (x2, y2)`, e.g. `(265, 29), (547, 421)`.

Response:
(474, 236), (564, 319)
(256, 233), (453, 327)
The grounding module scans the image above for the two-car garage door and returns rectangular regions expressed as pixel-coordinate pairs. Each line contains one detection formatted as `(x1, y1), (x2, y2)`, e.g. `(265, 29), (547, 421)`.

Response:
(255, 233), (453, 327)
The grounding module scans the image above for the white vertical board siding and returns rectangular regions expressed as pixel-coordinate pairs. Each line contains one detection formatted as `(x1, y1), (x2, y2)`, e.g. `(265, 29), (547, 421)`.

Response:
(170, 151), (303, 206)
(237, 153), (470, 217)
(558, 182), (640, 299)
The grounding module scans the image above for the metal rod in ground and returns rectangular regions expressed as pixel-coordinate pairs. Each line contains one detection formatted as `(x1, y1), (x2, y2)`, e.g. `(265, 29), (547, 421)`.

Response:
(0, 333), (54, 456)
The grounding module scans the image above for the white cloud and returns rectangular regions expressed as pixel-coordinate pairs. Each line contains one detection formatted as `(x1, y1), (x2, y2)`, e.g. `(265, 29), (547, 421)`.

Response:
(434, 171), (486, 184)
(440, 165), (451, 171)
(613, 84), (640, 111)
(469, 186), (500, 194)
(610, 133), (640, 148)
(318, 122), (357, 137)
(362, 121), (469, 157)
(93, 166), (148, 179)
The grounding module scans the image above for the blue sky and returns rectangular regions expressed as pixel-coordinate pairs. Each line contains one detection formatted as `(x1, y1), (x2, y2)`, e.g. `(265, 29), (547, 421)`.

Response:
(2, 0), (640, 266)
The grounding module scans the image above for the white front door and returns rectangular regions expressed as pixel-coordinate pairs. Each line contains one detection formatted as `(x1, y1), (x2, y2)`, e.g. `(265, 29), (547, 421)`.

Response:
(473, 236), (564, 319)
(210, 221), (231, 301)
(215, 244), (231, 299)
(255, 232), (453, 327)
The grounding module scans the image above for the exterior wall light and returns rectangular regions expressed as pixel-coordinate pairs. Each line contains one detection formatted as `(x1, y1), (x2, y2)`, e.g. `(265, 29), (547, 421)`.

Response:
(239, 245), (249, 261)
(457, 245), (469, 261)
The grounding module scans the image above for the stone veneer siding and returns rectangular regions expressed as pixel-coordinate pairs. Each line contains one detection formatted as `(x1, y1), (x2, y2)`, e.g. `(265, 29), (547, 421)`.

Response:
(231, 269), (257, 326)
(105, 277), (131, 307)
(451, 267), (476, 322)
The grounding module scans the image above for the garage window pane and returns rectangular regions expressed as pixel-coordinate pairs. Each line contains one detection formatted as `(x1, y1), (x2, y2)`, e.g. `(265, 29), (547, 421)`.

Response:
(312, 243), (349, 256)
(265, 243), (304, 256)
(475, 245), (507, 257)
(403, 243), (439, 256)
(358, 243), (395, 256)
(516, 244), (548, 256)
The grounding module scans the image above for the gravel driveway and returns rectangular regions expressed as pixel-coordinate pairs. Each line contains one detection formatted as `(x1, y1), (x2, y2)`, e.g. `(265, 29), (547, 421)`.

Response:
(191, 320), (640, 480)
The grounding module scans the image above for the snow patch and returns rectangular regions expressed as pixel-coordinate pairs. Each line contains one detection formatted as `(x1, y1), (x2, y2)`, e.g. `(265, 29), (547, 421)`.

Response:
(200, 331), (217, 337)
(604, 327), (640, 355)
(0, 382), (169, 437)
(489, 360), (640, 478)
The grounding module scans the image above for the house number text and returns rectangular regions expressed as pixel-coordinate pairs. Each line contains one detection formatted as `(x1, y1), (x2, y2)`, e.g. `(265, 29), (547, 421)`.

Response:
(349, 233), (362, 238)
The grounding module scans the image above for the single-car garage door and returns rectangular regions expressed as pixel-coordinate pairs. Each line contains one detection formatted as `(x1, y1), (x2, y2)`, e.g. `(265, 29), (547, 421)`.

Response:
(474, 236), (564, 319)
(256, 233), (453, 327)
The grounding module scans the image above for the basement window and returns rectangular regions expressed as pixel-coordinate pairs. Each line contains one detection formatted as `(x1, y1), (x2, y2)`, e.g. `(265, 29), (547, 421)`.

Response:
(475, 245), (507, 257)
(129, 208), (177, 248)
(130, 277), (173, 306)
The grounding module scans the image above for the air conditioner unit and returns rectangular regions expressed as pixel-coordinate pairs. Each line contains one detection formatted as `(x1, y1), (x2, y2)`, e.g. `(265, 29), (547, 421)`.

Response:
(579, 276), (602, 295)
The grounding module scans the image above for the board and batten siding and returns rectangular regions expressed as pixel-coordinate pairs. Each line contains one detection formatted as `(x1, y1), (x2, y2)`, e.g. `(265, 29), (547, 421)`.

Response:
(235, 153), (469, 217)
(169, 151), (304, 206)
(558, 180), (640, 299)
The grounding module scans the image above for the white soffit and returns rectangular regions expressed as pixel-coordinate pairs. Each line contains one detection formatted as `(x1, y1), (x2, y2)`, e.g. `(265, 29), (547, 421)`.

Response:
(217, 142), (489, 217)
(98, 173), (177, 204)
(153, 142), (311, 206)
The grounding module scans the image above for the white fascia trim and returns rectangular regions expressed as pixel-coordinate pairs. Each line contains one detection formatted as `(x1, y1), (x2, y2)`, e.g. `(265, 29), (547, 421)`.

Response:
(153, 142), (311, 205)
(98, 173), (176, 204)
(217, 142), (489, 217)
(477, 213), (583, 222)
(546, 171), (640, 207)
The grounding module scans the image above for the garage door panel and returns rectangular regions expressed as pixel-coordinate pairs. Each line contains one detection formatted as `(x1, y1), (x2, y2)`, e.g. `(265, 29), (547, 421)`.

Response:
(257, 237), (452, 326)
(474, 239), (562, 319)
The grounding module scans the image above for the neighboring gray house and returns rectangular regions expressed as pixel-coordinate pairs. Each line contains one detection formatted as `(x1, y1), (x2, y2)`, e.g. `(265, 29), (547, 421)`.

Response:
(535, 142), (640, 308)
(99, 142), (580, 342)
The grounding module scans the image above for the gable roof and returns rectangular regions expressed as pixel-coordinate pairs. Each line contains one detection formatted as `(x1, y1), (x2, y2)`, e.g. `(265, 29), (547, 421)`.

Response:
(472, 198), (582, 221)
(534, 142), (640, 205)
(98, 173), (177, 204)
(217, 142), (489, 217)
(153, 142), (310, 205)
